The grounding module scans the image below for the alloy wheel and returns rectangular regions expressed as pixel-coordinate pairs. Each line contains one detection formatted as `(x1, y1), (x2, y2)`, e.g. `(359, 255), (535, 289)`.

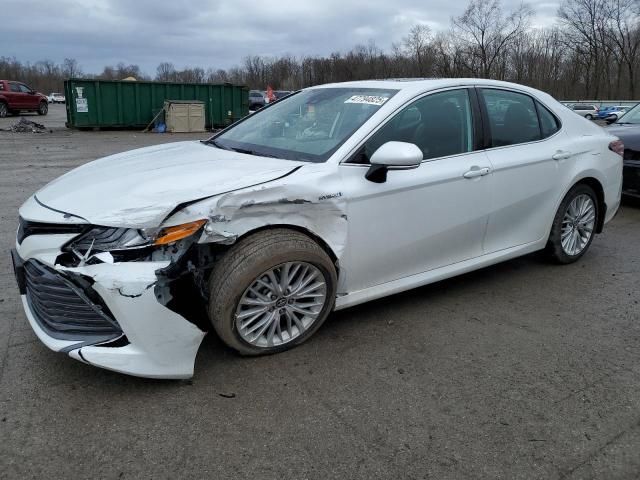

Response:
(0, 103), (7, 118)
(561, 194), (596, 256)
(235, 262), (327, 348)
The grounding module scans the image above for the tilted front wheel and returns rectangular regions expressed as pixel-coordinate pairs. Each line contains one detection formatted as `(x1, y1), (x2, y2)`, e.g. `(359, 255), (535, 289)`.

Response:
(0, 102), (7, 118)
(208, 229), (337, 355)
(546, 184), (598, 264)
(37, 101), (48, 115)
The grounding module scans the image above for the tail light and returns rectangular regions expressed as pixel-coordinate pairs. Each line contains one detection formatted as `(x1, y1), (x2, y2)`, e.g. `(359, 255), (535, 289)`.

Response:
(609, 139), (624, 157)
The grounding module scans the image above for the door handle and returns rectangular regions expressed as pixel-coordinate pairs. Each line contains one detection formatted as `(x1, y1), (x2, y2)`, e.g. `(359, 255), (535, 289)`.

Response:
(463, 166), (491, 179)
(552, 151), (572, 161)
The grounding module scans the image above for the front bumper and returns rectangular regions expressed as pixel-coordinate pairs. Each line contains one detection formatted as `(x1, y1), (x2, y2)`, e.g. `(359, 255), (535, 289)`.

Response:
(12, 230), (206, 379)
(623, 160), (640, 197)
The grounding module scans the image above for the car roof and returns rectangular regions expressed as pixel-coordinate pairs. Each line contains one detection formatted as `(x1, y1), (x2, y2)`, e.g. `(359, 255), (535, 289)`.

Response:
(308, 78), (548, 95)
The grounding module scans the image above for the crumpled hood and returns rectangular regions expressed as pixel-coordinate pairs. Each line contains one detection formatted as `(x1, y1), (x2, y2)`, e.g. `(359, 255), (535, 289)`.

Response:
(35, 141), (303, 227)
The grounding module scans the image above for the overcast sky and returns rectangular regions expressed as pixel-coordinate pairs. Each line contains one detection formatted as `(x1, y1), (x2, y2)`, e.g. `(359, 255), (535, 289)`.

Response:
(3, 0), (560, 75)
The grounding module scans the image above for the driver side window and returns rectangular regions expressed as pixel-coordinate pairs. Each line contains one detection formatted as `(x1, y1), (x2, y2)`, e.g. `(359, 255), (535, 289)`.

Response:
(352, 89), (474, 164)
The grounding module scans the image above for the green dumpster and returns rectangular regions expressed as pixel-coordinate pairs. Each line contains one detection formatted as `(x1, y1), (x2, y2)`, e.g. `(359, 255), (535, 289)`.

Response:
(64, 79), (249, 130)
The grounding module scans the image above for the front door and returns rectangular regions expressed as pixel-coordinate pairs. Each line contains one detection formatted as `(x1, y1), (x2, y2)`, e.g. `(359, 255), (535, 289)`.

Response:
(340, 88), (493, 293)
(8, 82), (24, 109)
(18, 83), (38, 109)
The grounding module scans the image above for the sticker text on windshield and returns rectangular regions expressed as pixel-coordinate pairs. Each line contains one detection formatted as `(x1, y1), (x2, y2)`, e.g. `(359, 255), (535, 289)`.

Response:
(344, 95), (389, 106)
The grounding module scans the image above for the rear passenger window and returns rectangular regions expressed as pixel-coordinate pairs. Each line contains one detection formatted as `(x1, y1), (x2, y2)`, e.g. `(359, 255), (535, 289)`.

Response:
(481, 89), (541, 147)
(9, 83), (20, 93)
(537, 102), (560, 138)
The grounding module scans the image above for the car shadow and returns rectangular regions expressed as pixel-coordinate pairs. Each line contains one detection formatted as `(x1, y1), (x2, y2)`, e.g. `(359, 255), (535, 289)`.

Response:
(622, 195), (640, 208)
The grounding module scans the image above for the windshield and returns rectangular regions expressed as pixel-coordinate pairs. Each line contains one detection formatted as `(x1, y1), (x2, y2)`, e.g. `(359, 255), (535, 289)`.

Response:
(617, 103), (640, 124)
(210, 87), (398, 162)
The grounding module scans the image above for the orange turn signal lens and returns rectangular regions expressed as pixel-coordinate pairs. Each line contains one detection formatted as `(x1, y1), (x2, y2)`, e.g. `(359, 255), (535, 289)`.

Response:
(154, 220), (207, 245)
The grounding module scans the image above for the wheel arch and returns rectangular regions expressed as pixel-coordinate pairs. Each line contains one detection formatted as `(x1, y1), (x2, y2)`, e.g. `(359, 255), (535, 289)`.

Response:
(232, 224), (340, 272)
(545, 174), (607, 242)
(573, 177), (606, 233)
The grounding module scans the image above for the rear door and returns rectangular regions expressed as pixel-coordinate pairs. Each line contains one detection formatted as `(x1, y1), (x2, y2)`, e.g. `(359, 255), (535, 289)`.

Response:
(479, 88), (571, 253)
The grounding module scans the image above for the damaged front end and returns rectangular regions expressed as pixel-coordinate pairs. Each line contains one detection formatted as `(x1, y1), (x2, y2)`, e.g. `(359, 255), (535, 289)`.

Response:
(14, 161), (349, 379)
(13, 210), (217, 378)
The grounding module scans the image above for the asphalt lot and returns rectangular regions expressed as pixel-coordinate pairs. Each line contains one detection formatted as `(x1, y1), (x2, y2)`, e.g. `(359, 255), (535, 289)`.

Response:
(0, 104), (639, 479)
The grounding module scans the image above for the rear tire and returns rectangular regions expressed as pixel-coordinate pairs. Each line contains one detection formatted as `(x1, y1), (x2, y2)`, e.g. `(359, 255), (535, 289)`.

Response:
(208, 229), (337, 356)
(0, 102), (7, 118)
(546, 184), (598, 264)
(37, 101), (48, 116)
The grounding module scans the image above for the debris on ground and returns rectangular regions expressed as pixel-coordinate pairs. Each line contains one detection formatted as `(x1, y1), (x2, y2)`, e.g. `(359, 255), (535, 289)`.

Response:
(0, 118), (50, 133)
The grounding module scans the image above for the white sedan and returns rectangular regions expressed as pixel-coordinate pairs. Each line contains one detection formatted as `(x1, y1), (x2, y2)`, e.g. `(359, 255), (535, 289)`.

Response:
(12, 79), (623, 378)
(47, 93), (65, 104)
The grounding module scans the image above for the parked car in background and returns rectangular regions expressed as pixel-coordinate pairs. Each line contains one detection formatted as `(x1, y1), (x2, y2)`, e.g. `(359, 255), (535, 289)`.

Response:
(47, 92), (66, 104)
(598, 105), (631, 122)
(606, 102), (640, 197)
(12, 78), (622, 378)
(0, 80), (48, 117)
(571, 103), (599, 119)
(249, 90), (266, 110)
(274, 90), (293, 100)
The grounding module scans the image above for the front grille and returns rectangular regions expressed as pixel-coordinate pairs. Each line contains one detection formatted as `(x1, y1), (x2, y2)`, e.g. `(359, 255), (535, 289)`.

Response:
(24, 260), (122, 340)
(17, 217), (86, 244)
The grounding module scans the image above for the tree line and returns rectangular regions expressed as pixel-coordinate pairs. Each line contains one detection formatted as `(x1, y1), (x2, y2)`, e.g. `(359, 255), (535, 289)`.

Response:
(1, 0), (639, 100)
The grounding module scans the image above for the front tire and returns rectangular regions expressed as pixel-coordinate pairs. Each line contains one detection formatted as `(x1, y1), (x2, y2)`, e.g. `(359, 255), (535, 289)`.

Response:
(546, 184), (598, 264)
(208, 229), (337, 356)
(0, 102), (7, 118)
(37, 101), (48, 115)
(585, 114), (593, 120)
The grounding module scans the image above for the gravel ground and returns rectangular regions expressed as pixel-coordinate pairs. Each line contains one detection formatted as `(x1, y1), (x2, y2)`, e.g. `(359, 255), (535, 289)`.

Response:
(0, 105), (639, 479)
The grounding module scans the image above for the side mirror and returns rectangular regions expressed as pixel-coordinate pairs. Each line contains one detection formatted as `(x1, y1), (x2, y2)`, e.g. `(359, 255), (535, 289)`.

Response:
(365, 141), (423, 183)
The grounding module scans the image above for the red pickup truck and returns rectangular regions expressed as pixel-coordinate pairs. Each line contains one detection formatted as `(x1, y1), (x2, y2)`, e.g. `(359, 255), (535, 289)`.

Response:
(0, 80), (49, 118)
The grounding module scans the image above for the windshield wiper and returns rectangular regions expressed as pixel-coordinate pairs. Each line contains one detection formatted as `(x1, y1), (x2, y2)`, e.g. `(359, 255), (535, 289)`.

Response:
(229, 147), (279, 158)
(205, 139), (233, 150)
(205, 139), (282, 158)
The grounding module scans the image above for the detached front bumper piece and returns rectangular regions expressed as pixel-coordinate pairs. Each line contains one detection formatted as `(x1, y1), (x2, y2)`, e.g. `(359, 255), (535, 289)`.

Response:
(12, 243), (206, 379)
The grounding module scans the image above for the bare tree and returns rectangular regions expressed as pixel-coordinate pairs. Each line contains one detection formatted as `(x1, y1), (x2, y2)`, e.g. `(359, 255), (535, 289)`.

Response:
(605, 0), (640, 97)
(453, 0), (534, 78)
(402, 25), (433, 76)
(3, 0), (640, 99)
(558, 0), (610, 98)
(62, 58), (82, 79)
(156, 62), (176, 82)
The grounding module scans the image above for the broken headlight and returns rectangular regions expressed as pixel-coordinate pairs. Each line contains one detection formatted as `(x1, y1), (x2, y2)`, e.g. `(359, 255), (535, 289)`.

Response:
(68, 220), (207, 254)
(69, 227), (153, 254)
